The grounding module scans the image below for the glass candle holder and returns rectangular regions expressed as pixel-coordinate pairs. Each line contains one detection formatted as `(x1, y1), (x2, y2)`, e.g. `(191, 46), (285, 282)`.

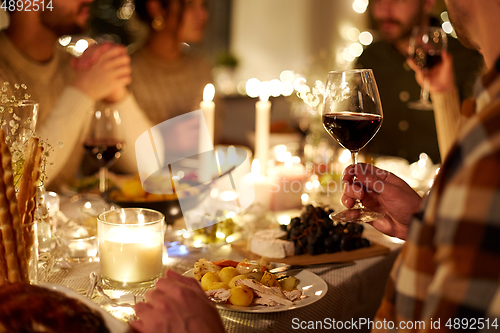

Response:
(98, 208), (165, 288)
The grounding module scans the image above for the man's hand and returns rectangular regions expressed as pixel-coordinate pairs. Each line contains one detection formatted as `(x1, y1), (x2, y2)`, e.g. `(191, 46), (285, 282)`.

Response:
(71, 43), (131, 103)
(407, 50), (456, 94)
(130, 270), (225, 333)
(341, 163), (422, 239)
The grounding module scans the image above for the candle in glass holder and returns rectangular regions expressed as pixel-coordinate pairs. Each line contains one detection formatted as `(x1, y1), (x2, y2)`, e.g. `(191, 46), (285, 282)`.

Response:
(269, 156), (306, 211)
(98, 208), (164, 288)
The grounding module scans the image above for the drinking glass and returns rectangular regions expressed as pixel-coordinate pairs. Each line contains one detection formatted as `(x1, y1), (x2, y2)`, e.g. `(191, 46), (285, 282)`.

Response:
(323, 69), (384, 223)
(407, 26), (447, 110)
(83, 109), (125, 193)
(98, 208), (165, 288)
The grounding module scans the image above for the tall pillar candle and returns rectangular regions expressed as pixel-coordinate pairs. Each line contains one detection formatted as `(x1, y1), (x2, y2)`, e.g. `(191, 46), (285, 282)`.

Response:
(255, 93), (271, 176)
(200, 83), (215, 142)
(199, 84), (216, 183)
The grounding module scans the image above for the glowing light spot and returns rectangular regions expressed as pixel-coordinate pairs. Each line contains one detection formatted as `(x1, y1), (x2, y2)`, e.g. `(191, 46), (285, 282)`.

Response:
(74, 39), (89, 53)
(343, 49), (356, 62)
(220, 191), (238, 201)
(280, 70), (295, 82)
(349, 43), (364, 57)
(246, 78), (261, 98)
(269, 79), (283, 97)
(278, 215), (291, 225)
(293, 77), (307, 92)
(359, 31), (373, 45)
(305, 182), (313, 191)
(203, 83), (215, 101)
(226, 235), (234, 243)
(347, 28), (360, 41)
(339, 149), (351, 164)
(59, 36), (71, 46)
(301, 193), (309, 204)
(352, 0), (368, 13)
(282, 81), (294, 96)
(442, 22), (453, 34)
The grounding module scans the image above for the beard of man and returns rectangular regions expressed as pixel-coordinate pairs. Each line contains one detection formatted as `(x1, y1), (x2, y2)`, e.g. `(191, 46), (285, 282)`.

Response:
(40, 2), (90, 36)
(375, 1), (426, 44)
(446, 2), (479, 51)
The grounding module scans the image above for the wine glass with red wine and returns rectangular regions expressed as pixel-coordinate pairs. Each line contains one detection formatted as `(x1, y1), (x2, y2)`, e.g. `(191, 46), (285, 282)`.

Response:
(323, 69), (384, 223)
(407, 26), (447, 110)
(83, 109), (125, 193)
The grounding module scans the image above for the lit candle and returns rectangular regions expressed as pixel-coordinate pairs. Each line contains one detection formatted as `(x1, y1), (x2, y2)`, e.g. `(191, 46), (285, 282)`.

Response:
(198, 84), (216, 183)
(255, 92), (271, 176)
(269, 155), (306, 211)
(98, 208), (164, 288)
(200, 83), (215, 142)
(239, 159), (272, 210)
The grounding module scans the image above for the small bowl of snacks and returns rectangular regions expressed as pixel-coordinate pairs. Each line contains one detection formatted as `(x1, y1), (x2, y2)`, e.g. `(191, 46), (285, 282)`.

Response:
(102, 174), (208, 225)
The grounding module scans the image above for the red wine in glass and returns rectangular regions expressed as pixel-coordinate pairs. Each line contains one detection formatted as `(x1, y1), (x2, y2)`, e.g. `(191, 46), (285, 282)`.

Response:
(407, 26), (447, 110)
(412, 48), (442, 70)
(322, 69), (385, 223)
(322, 112), (382, 152)
(84, 109), (125, 193)
(83, 138), (125, 167)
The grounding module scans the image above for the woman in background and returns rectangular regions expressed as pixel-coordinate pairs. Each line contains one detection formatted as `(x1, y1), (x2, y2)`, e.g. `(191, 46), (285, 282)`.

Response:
(131, 0), (220, 129)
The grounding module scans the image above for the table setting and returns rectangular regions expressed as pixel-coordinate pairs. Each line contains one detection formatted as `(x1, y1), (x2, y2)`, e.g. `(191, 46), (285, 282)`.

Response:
(0, 72), (422, 333)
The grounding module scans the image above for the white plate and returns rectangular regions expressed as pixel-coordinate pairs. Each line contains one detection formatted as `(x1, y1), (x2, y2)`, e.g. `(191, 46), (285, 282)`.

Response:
(40, 283), (129, 333)
(183, 269), (328, 313)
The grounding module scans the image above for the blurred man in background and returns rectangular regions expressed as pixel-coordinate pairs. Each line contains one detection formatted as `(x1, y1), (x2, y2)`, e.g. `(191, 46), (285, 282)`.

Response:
(357, 0), (484, 163)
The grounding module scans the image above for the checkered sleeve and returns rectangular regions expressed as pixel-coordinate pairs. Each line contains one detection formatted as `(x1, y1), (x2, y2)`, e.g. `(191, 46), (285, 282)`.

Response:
(374, 97), (500, 332)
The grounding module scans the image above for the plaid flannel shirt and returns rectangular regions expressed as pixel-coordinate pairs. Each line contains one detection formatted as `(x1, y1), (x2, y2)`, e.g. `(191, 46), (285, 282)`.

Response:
(373, 57), (500, 332)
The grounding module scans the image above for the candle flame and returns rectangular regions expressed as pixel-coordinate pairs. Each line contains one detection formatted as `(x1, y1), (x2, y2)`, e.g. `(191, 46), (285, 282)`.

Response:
(259, 91), (270, 102)
(203, 83), (215, 102)
(251, 159), (261, 176)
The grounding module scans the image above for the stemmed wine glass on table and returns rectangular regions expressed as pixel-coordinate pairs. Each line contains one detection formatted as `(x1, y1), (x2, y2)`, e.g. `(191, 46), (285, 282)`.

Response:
(83, 109), (125, 193)
(323, 69), (384, 223)
(407, 26), (448, 110)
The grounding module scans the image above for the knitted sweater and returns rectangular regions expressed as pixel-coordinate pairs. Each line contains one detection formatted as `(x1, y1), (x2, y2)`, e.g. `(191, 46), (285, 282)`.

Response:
(130, 47), (221, 134)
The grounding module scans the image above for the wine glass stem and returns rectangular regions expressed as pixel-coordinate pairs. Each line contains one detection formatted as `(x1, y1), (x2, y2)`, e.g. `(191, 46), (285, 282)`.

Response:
(351, 151), (364, 210)
(421, 77), (430, 102)
(99, 167), (107, 193)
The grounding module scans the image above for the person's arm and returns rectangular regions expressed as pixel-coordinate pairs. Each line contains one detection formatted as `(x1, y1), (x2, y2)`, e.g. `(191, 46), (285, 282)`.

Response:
(395, 152), (500, 331)
(430, 87), (462, 160)
(408, 51), (463, 161)
(101, 92), (156, 175)
(37, 86), (94, 185)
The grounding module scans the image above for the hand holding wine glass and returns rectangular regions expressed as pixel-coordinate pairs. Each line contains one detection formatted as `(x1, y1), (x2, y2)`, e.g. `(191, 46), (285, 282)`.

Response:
(323, 69), (384, 223)
(407, 26), (448, 110)
(83, 109), (125, 193)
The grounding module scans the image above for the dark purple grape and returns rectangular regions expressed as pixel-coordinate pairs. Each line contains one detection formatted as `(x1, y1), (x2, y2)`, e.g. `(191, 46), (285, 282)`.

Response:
(294, 245), (305, 255)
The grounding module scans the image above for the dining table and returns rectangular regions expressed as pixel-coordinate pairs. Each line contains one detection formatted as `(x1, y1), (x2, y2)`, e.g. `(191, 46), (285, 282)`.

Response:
(42, 193), (404, 333)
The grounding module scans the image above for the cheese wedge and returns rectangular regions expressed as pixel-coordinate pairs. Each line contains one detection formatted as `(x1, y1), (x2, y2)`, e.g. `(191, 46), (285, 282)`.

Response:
(249, 229), (294, 259)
